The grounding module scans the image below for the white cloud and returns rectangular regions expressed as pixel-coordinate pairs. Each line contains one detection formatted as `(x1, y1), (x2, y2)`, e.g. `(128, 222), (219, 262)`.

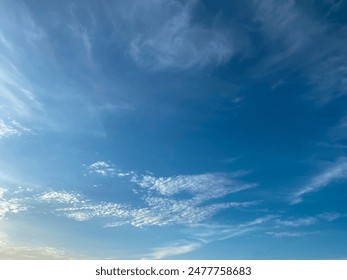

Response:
(0, 50), (42, 118)
(87, 161), (133, 177)
(0, 118), (31, 139)
(277, 217), (317, 227)
(266, 231), (308, 237)
(276, 212), (342, 227)
(83, 161), (259, 227)
(132, 197), (257, 227)
(141, 214), (277, 259)
(317, 212), (342, 222)
(51, 193), (257, 227)
(291, 157), (347, 204)
(126, 0), (236, 70)
(0, 187), (27, 220)
(87, 161), (117, 176)
(142, 241), (200, 259)
(39, 191), (82, 204)
(38, 171), (260, 227)
(131, 172), (256, 202)
(55, 202), (130, 222)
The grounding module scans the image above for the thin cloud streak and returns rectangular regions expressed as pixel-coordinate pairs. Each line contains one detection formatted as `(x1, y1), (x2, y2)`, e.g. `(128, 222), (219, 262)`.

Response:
(291, 157), (347, 204)
(142, 241), (201, 259)
(276, 212), (342, 227)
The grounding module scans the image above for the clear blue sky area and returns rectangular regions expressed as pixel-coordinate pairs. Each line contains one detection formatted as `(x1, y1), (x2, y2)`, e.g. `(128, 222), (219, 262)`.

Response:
(0, 0), (347, 259)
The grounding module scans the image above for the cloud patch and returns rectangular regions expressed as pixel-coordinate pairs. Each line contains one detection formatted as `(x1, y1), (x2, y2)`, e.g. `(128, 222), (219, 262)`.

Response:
(0, 187), (27, 220)
(0, 118), (30, 139)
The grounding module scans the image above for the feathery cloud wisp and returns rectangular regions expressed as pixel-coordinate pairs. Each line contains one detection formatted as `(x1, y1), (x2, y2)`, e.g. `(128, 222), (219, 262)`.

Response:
(127, 0), (236, 70)
(291, 157), (347, 204)
(142, 241), (201, 259)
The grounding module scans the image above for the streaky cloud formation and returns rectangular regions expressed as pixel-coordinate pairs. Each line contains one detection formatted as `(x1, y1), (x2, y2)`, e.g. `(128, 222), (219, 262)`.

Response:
(276, 212), (342, 227)
(291, 157), (347, 204)
(266, 231), (310, 237)
(142, 241), (201, 259)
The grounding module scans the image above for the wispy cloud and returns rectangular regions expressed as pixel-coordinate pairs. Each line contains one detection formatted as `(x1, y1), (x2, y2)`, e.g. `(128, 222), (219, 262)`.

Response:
(329, 114), (347, 142)
(276, 212), (342, 227)
(39, 191), (82, 204)
(266, 231), (310, 237)
(41, 190), (257, 227)
(0, 55), (42, 119)
(0, 118), (31, 139)
(142, 241), (201, 259)
(143, 215), (276, 259)
(291, 157), (347, 204)
(131, 171), (257, 202)
(125, 0), (236, 70)
(87, 161), (117, 177)
(277, 217), (317, 227)
(0, 187), (27, 220)
(86, 161), (133, 177)
(251, 0), (347, 104)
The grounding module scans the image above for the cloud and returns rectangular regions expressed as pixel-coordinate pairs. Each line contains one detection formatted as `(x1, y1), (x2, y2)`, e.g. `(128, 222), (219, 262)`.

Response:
(142, 241), (201, 259)
(277, 217), (317, 227)
(39, 191), (82, 204)
(251, 0), (347, 103)
(266, 231), (309, 237)
(0, 163), (258, 229)
(87, 161), (133, 177)
(81, 162), (260, 227)
(0, 187), (27, 220)
(48, 192), (257, 227)
(0, 28), (43, 119)
(87, 161), (117, 176)
(0, 9), (45, 137)
(126, 0), (236, 70)
(252, 0), (315, 58)
(0, 118), (31, 139)
(276, 212), (342, 227)
(131, 171), (257, 202)
(37, 165), (259, 227)
(291, 157), (347, 204)
(329, 114), (347, 142)
(143, 215), (276, 259)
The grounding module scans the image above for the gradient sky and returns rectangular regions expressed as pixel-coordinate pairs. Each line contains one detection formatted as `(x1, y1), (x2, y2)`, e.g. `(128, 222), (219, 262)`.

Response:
(0, 0), (347, 260)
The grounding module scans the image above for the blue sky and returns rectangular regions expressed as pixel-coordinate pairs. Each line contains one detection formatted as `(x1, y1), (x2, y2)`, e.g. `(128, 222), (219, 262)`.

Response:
(0, 0), (347, 259)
